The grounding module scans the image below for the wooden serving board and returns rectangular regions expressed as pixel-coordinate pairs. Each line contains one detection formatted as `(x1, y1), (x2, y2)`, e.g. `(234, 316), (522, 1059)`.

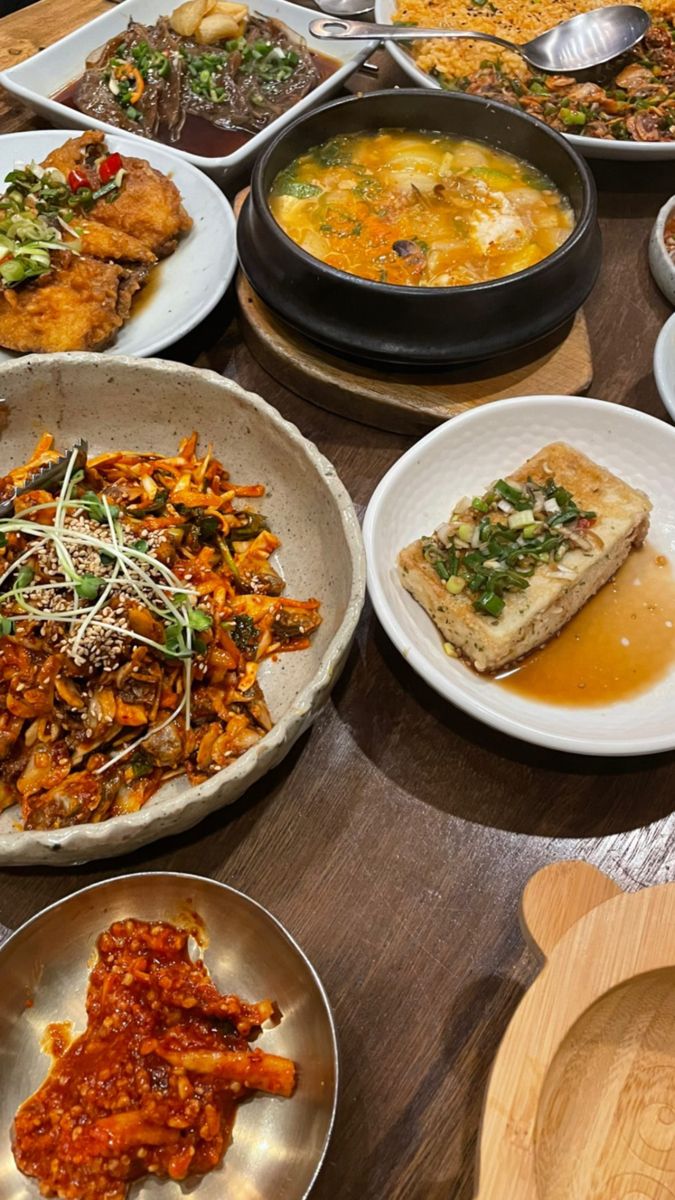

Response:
(475, 861), (675, 1200)
(234, 193), (593, 436)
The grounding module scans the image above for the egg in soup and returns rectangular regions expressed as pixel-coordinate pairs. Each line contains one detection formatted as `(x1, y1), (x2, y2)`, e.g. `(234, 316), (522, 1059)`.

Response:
(269, 129), (574, 288)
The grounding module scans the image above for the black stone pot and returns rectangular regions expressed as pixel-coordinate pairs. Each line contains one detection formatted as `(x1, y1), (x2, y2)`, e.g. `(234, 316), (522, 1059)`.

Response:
(237, 89), (601, 367)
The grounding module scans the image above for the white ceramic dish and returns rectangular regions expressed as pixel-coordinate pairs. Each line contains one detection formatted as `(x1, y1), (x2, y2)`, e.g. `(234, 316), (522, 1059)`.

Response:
(0, 354), (366, 864)
(0, 0), (376, 185)
(650, 195), (675, 306)
(0, 129), (236, 360)
(654, 311), (675, 420)
(373, 0), (675, 162)
(364, 394), (675, 757)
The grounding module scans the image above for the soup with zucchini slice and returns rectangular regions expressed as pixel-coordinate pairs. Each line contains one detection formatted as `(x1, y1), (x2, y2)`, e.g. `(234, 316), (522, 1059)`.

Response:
(269, 129), (574, 288)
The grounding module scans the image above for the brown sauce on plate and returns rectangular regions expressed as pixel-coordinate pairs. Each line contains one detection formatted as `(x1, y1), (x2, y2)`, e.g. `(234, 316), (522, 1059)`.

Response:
(497, 545), (675, 706)
(54, 52), (337, 159)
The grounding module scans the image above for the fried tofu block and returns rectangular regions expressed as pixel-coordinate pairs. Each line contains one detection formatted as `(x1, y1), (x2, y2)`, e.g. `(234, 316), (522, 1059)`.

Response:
(0, 257), (144, 353)
(398, 442), (651, 673)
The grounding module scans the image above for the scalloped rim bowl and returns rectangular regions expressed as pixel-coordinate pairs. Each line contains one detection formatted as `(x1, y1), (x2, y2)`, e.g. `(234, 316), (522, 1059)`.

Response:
(0, 355), (366, 865)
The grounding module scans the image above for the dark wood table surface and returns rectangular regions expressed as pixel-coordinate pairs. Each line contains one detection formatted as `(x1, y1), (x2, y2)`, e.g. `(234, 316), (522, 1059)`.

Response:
(1, 3), (674, 1196)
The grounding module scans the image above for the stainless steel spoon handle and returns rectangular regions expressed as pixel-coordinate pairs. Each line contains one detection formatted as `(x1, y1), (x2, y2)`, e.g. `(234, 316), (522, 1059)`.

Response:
(309, 15), (519, 50)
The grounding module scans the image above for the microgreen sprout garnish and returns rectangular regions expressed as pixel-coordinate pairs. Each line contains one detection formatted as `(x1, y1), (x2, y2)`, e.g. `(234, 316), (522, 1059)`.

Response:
(0, 616), (13, 635)
(0, 449), (212, 771)
(423, 475), (597, 620)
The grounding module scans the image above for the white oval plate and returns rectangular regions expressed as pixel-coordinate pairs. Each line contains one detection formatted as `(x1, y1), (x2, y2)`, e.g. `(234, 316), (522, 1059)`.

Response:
(364, 395), (675, 757)
(0, 130), (236, 360)
(655, 312), (675, 421)
(373, 0), (675, 163)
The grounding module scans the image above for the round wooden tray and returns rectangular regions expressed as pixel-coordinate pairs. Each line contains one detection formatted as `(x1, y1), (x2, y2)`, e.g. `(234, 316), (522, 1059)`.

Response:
(237, 274), (593, 436)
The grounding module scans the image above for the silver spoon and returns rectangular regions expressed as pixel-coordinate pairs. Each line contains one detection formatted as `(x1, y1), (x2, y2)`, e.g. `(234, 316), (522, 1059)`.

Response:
(313, 0), (374, 16)
(309, 4), (650, 73)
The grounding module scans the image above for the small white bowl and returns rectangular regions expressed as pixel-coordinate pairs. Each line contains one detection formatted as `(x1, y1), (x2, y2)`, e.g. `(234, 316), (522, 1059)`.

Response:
(364, 394), (675, 757)
(0, 0), (376, 185)
(650, 195), (675, 306)
(654, 311), (675, 420)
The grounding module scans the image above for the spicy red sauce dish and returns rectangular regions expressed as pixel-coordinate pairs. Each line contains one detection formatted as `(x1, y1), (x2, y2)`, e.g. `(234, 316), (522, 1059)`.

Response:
(12, 917), (296, 1200)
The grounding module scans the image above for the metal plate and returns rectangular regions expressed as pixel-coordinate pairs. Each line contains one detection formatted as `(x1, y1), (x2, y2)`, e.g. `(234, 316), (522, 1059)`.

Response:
(0, 873), (338, 1200)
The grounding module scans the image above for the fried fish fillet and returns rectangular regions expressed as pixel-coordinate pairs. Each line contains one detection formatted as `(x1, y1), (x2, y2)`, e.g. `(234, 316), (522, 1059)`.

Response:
(398, 443), (651, 673)
(75, 219), (157, 264)
(0, 256), (146, 353)
(43, 131), (192, 257)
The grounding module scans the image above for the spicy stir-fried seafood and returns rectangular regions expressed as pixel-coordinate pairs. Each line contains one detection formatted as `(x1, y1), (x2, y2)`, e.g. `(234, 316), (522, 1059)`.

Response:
(13, 917), (296, 1200)
(0, 433), (321, 830)
(0, 131), (191, 353)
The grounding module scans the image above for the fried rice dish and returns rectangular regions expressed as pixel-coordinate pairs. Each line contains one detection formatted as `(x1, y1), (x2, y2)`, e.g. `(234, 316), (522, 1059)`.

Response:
(392, 0), (675, 142)
(0, 433), (321, 830)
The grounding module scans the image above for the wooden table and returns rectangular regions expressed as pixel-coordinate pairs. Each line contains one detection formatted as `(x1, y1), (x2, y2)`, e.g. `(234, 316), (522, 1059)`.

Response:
(1, 4), (674, 1197)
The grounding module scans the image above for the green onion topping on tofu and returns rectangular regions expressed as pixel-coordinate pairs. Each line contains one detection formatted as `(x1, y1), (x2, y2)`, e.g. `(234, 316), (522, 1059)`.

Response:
(422, 475), (597, 619)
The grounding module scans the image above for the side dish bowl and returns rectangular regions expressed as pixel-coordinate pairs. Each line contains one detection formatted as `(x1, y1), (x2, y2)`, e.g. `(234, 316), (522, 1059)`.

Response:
(0, 354), (365, 865)
(363, 394), (675, 756)
(373, 0), (675, 163)
(0, 872), (338, 1200)
(649, 194), (675, 307)
(0, 0), (375, 186)
(237, 89), (601, 367)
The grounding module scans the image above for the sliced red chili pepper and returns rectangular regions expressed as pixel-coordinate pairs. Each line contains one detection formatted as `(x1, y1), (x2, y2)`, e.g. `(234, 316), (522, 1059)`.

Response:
(67, 168), (90, 192)
(577, 517), (596, 529)
(98, 152), (123, 185)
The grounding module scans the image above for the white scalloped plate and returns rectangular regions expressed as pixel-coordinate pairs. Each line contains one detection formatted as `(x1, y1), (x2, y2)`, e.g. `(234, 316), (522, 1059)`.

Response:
(364, 395), (675, 756)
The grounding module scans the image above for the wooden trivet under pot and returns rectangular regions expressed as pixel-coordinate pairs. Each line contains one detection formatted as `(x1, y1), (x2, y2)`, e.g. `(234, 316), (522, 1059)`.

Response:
(475, 860), (675, 1200)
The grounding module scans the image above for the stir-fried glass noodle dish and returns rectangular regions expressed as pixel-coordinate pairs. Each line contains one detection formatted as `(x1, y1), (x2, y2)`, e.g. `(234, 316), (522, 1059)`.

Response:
(0, 433), (321, 830)
(269, 130), (574, 287)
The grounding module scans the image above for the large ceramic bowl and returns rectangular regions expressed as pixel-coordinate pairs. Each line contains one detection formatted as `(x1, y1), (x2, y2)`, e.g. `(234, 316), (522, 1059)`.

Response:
(0, 355), (365, 865)
(0, 872), (338, 1200)
(237, 90), (601, 367)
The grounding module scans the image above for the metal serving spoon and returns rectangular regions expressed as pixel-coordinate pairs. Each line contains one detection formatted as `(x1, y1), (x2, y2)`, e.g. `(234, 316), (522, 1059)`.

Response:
(309, 4), (650, 73)
(0, 439), (88, 520)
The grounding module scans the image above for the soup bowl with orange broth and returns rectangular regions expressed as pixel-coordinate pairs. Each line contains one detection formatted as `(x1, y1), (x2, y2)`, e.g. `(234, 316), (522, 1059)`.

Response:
(237, 90), (601, 366)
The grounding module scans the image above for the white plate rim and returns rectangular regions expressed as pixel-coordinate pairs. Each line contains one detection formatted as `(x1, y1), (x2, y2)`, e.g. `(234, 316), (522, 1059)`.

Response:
(363, 394), (675, 757)
(0, 128), (237, 359)
(0, 0), (377, 175)
(371, 1), (675, 163)
(655, 311), (675, 422)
